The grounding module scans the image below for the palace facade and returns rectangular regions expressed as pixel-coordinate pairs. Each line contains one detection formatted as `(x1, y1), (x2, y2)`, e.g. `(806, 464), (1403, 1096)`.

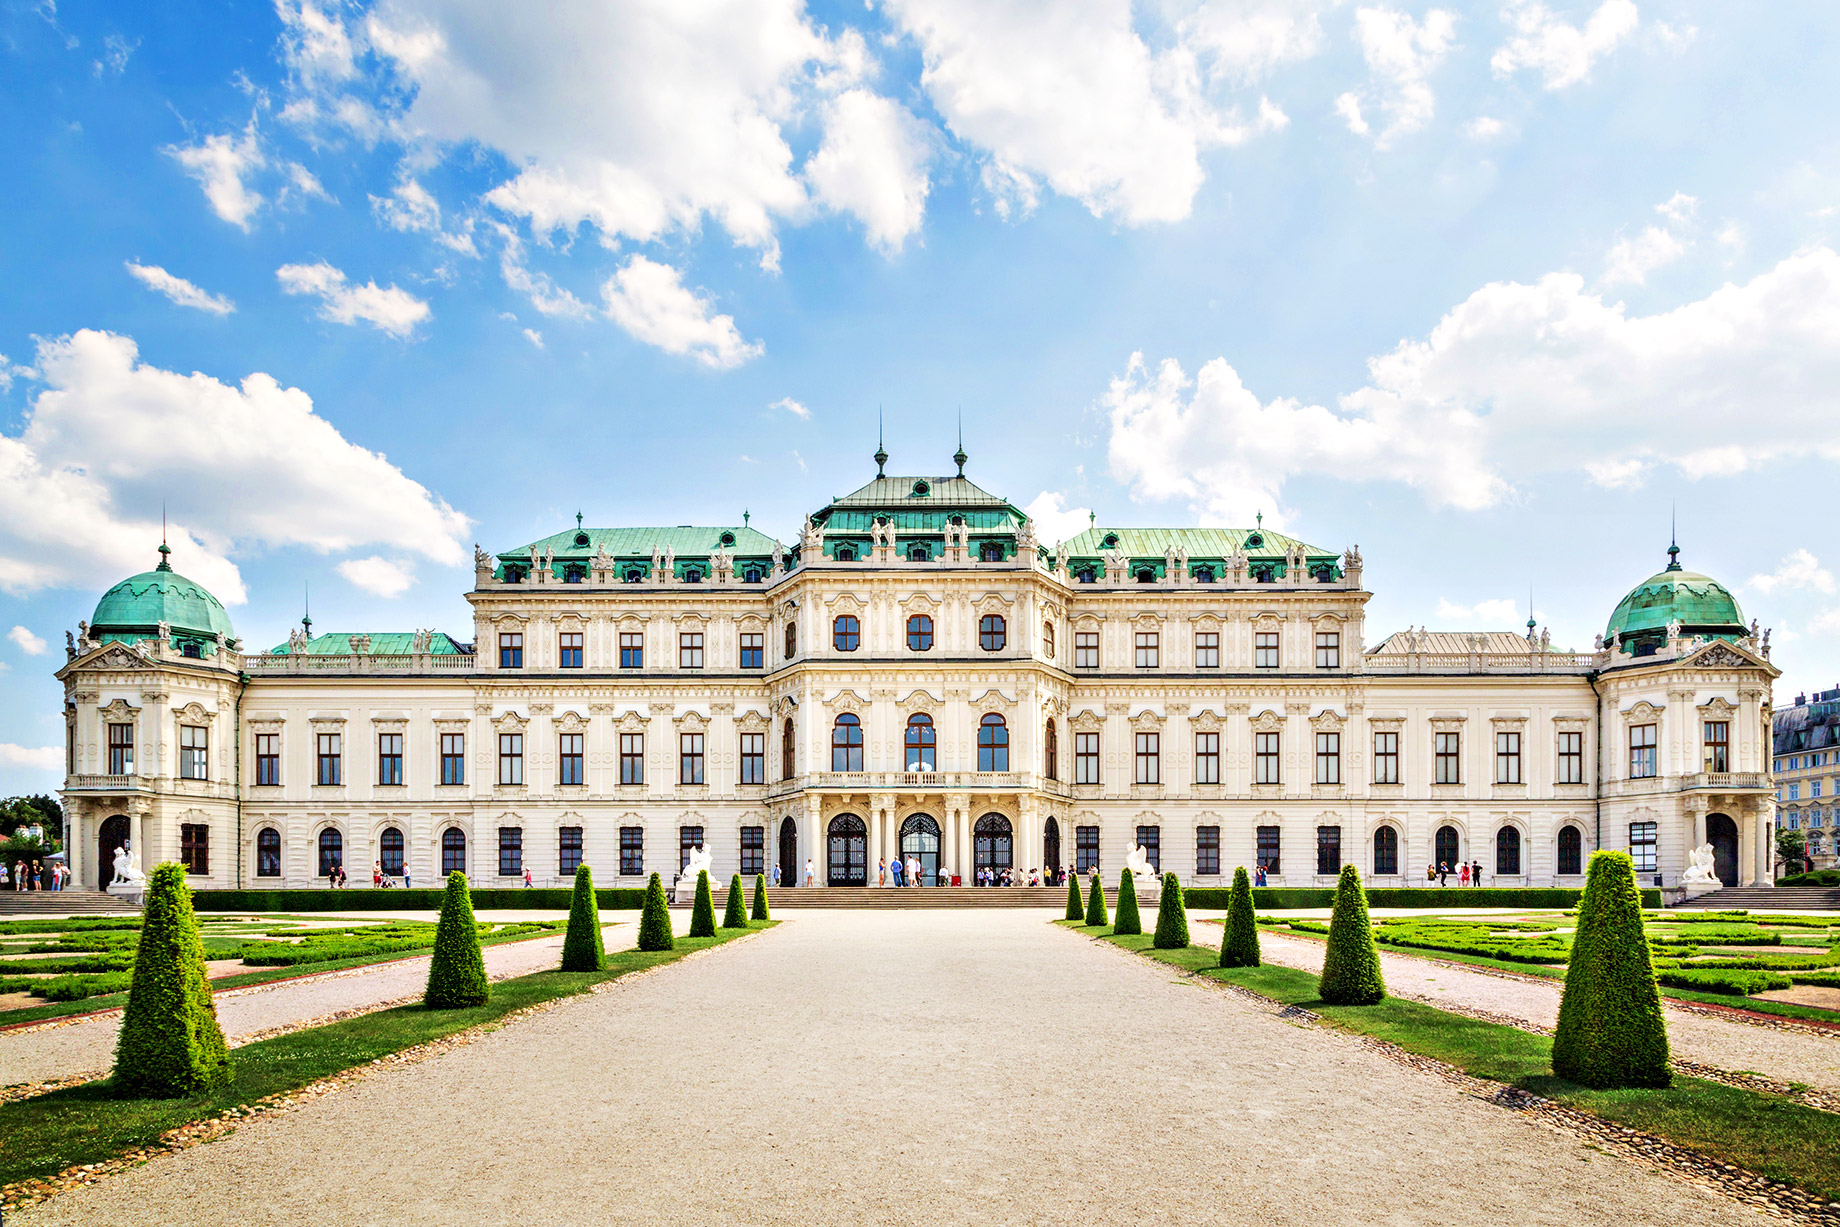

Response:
(55, 455), (1782, 894)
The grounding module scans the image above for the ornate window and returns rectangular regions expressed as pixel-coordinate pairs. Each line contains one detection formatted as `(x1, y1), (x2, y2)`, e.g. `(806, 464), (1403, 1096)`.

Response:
(620, 632), (644, 669)
(1042, 620), (1055, 660)
(1495, 731), (1522, 784)
(378, 733), (404, 786)
(784, 621), (797, 660)
(1254, 631), (1280, 669)
(440, 733), (465, 785)
(620, 733), (644, 785)
(739, 632), (764, 670)
(316, 732), (342, 786)
(834, 615), (860, 652)
(1373, 731), (1399, 784)
(108, 722), (134, 774)
(1316, 826), (1341, 876)
(559, 827), (582, 875)
(980, 541), (1004, 562)
(1194, 631), (1219, 669)
(559, 631), (583, 668)
(905, 714), (937, 771)
(319, 827), (343, 876)
(499, 827), (523, 876)
(1557, 825), (1583, 875)
(907, 614), (934, 651)
(835, 545), (858, 562)
(1315, 631), (1341, 669)
(1557, 730), (1583, 784)
(832, 714), (864, 772)
(1435, 732), (1462, 784)
(620, 826), (644, 876)
(1134, 731), (1160, 784)
(679, 732), (705, 785)
(681, 825), (706, 872)
(1044, 718), (1058, 779)
(1135, 631), (1159, 669)
(1435, 825), (1460, 868)
(1075, 730), (1100, 784)
(1134, 566), (1156, 584)
(979, 614), (1006, 652)
(623, 568), (643, 583)
(498, 732), (524, 785)
(180, 726), (209, 780)
(1496, 826), (1522, 875)
(741, 825), (765, 876)
(781, 718), (795, 779)
(1075, 630), (1099, 669)
(1630, 821), (1658, 873)
(1255, 732), (1281, 785)
(1315, 732), (1340, 784)
(559, 733), (584, 786)
(1373, 826), (1398, 876)
(1195, 731), (1220, 784)
(679, 631), (704, 669)
(1704, 721), (1730, 773)
(1076, 566), (1096, 583)
(1196, 826), (1220, 875)
(1629, 724), (1657, 779)
(181, 823), (209, 875)
(499, 632), (523, 669)
(682, 567), (703, 583)
(978, 714), (1010, 771)
(1256, 825), (1280, 874)
(1075, 825), (1100, 873)
(380, 826), (404, 875)
(255, 733), (280, 786)
(908, 543), (930, 562)
(563, 564), (585, 583)
(1135, 825), (1160, 871)
(1194, 565), (1216, 583)
(740, 731), (765, 785)
(256, 827), (281, 877)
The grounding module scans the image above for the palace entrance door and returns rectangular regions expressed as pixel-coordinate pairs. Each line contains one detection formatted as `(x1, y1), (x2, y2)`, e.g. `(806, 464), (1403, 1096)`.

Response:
(779, 817), (798, 887)
(1043, 817), (1061, 877)
(1707, 813), (1739, 887)
(974, 814), (1013, 880)
(900, 814), (942, 885)
(98, 814), (130, 890)
(827, 814), (867, 885)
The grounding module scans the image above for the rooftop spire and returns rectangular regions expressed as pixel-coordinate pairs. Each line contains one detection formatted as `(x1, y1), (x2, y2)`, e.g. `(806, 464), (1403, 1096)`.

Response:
(157, 503), (172, 571)
(302, 582), (312, 635)
(874, 405), (887, 476)
(576, 510), (583, 530)
(743, 508), (751, 527)
(953, 408), (967, 476)
(1666, 504), (1681, 571)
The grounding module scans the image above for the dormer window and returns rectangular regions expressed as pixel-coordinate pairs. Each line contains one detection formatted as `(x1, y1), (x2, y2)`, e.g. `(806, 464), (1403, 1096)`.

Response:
(624, 568), (644, 583)
(1253, 565), (1276, 583)
(1312, 564), (1335, 583)
(503, 566), (525, 584)
(912, 480), (930, 496)
(573, 532), (590, 547)
(1246, 532), (1264, 548)
(743, 566), (763, 583)
(683, 568), (703, 583)
(1135, 567), (1156, 584)
(1102, 532), (1119, 549)
(1193, 565), (1215, 583)
(835, 545), (858, 562)
(720, 531), (736, 546)
(909, 544), (930, 562)
(563, 565), (585, 583)
(1076, 567), (1096, 583)
(181, 641), (203, 659)
(980, 541), (1004, 562)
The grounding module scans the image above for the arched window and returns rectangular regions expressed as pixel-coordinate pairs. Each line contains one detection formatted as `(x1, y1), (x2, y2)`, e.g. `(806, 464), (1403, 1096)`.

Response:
(833, 614), (860, 652)
(1372, 825), (1398, 876)
(1044, 718), (1059, 779)
(781, 718), (796, 780)
(256, 827), (281, 877)
(980, 541), (1004, 562)
(1193, 565), (1215, 583)
(832, 714), (863, 772)
(979, 614), (1006, 652)
(318, 827), (343, 877)
(905, 714), (936, 771)
(1135, 566), (1156, 584)
(1496, 826), (1522, 876)
(974, 813), (1013, 876)
(624, 568), (644, 583)
(835, 545), (858, 562)
(1042, 620), (1055, 660)
(379, 825), (404, 875)
(907, 614), (934, 651)
(682, 568), (702, 583)
(1434, 825), (1460, 869)
(977, 713), (1009, 772)
(563, 565), (585, 583)
(1557, 825), (1582, 875)
(908, 543), (930, 562)
(441, 827), (467, 875)
(784, 620), (797, 659)
(1076, 567), (1096, 584)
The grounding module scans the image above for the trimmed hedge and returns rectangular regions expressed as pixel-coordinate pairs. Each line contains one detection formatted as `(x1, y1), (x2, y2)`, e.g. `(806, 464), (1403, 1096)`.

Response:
(1085, 875), (1108, 927)
(1777, 869), (1840, 888)
(112, 862), (231, 1098)
(751, 873), (771, 922)
(424, 872), (490, 1009)
(637, 873), (675, 952)
(1552, 851), (1670, 1088)
(1180, 886), (1661, 910)
(559, 865), (604, 972)
(192, 887), (648, 912)
(688, 871), (717, 938)
(1220, 867), (1260, 968)
(1065, 874), (1084, 922)
(1319, 865), (1386, 1006)
(1114, 871), (1142, 936)
(1153, 871), (1189, 949)
(1657, 968), (1792, 996)
(723, 874), (749, 929)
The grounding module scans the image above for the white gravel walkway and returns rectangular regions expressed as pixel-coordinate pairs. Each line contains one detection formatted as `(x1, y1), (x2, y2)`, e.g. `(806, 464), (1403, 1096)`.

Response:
(19, 911), (1761, 1227)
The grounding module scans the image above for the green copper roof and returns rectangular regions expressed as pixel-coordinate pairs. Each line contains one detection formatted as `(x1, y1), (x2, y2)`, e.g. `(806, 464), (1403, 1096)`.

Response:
(823, 474), (1020, 511)
(1605, 546), (1746, 645)
(501, 526), (780, 561)
(267, 632), (466, 656)
(1057, 526), (1335, 559)
(90, 547), (235, 645)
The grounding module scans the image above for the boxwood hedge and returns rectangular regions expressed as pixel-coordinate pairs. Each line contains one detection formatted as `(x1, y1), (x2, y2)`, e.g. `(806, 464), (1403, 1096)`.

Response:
(191, 887), (648, 912)
(1179, 886), (1660, 910)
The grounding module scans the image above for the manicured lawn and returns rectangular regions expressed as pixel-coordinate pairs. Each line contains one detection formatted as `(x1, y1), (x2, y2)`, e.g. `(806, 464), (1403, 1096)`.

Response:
(0, 922), (772, 1192)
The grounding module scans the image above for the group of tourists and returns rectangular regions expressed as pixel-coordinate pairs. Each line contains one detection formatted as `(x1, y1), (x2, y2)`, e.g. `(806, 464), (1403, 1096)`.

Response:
(365, 861), (414, 889)
(876, 856), (936, 887)
(1431, 860), (1486, 887)
(1, 859), (66, 891)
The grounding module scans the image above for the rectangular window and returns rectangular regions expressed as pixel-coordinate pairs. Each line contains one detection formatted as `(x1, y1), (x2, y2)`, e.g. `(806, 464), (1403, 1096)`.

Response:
(316, 732), (342, 786)
(1316, 826), (1342, 876)
(1074, 731), (1101, 785)
(680, 825), (705, 872)
(179, 725), (209, 780)
(559, 827), (583, 875)
(1558, 730), (1583, 784)
(1135, 825), (1160, 872)
(680, 632), (704, 669)
(1434, 731), (1462, 785)
(620, 826), (644, 876)
(741, 825), (765, 876)
(108, 722), (134, 775)
(739, 632), (764, 670)
(1373, 731), (1399, 784)
(255, 732), (280, 786)
(1255, 631), (1280, 669)
(558, 631), (583, 669)
(740, 731), (765, 785)
(620, 733), (644, 785)
(1315, 631), (1341, 669)
(1075, 630), (1099, 669)
(1134, 731), (1160, 784)
(1255, 732), (1281, 785)
(1194, 731), (1220, 785)
(1630, 820), (1658, 874)
(1135, 631), (1160, 669)
(498, 733), (524, 785)
(499, 827), (523, 876)
(499, 631), (523, 669)
(620, 632), (644, 669)
(1315, 731), (1341, 785)
(558, 733), (584, 786)
(680, 732), (705, 785)
(1256, 825), (1281, 874)
(378, 733), (404, 786)
(1496, 731), (1523, 784)
(1704, 721), (1730, 773)
(1629, 723), (1657, 779)
(1194, 631), (1220, 669)
(1075, 825), (1100, 874)
(440, 733), (465, 785)
(181, 823), (209, 875)
(1196, 826), (1220, 876)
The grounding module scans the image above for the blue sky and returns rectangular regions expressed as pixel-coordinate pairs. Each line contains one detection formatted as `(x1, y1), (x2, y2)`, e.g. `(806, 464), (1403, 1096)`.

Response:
(3, 0), (1838, 792)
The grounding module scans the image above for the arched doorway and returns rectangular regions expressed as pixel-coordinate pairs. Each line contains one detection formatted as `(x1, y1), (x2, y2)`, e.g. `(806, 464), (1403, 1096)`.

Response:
(1043, 816), (1062, 877)
(98, 814), (130, 888)
(1435, 825), (1460, 870)
(974, 813), (1013, 879)
(827, 814), (867, 885)
(1707, 813), (1739, 887)
(900, 814), (942, 885)
(779, 817), (798, 887)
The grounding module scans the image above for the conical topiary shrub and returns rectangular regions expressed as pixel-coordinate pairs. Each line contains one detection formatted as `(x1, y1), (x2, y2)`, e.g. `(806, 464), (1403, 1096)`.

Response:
(1065, 873), (1084, 921)
(1220, 866), (1261, 968)
(1552, 850), (1670, 1088)
(751, 872), (771, 922)
(1153, 872), (1190, 948)
(637, 871), (675, 951)
(113, 862), (230, 1097)
(425, 870), (489, 1009)
(1114, 870), (1142, 936)
(689, 870), (718, 937)
(1084, 873), (1108, 927)
(723, 873), (749, 929)
(1319, 864), (1385, 1005)
(559, 863), (604, 972)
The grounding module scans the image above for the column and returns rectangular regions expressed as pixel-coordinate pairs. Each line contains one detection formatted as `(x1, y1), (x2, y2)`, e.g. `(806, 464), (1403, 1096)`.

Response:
(1755, 807), (1772, 886)
(1738, 805), (1756, 886)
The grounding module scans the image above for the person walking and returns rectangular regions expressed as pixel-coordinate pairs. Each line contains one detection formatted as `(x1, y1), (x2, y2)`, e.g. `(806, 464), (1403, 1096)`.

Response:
(771, 863), (781, 887)
(373, 861), (383, 889)
(327, 864), (338, 890)
(911, 855), (923, 887)
(523, 865), (533, 888)
(1438, 861), (1449, 887)
(1458, 862), (1470, 887)
(804, 858), (815, 887)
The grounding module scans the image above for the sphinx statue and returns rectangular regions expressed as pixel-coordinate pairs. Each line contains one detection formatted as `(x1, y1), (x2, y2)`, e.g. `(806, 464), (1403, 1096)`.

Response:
(673, 844), (714, 902)
(1123, 843), (1158, 885)
(1679, 842), (1720, 887)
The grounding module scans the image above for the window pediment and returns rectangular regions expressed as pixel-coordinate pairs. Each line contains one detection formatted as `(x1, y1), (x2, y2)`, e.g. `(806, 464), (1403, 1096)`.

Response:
(825, 592), (865, 615)
(555, 710), (590, 733)
(1311, 611), (1350, 627)
(308, 712), (348, 726)
(1190, 709), (1222, 732)
(971, 687), (1017, 715)
(973, 592), (1014, 616)
(737, 709), (769, 731)
(1070, 708), (1104, 732)
(900, 592), (941, 615)
(485, 610), (529, 626)
(1251, 708), (1284, 732)
(1311, 709), (1345, 731)
(676, 710), (708, 732)
(900, 688), (940, 716)
(1699, 696), (1738, 716)
(493, 710), (529, 732)
(830, 689), (868, 715)
(676, 612), (710, 631)
(98, 697), (141, 721)
(1623, 700), (1665, 723)
(174, 701), (212, 723)
(1129, 611), (1163, 629)
(1130, 709), (1164, 731)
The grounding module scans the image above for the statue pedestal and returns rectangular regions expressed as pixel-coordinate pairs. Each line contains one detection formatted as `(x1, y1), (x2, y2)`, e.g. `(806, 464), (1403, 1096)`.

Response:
(106, 881), (145, 907)
(673, 876), (697, 904)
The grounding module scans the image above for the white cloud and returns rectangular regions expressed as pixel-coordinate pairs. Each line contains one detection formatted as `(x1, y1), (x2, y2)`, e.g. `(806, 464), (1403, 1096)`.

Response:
(94, 32), (136, 76)
(1104, 246), (1840, 521)
(600, 256), (762, 368)
(770, 396), (811, 419)
(370, 177), (477, 255)
(277, 261), (431, 337)
(493, 225), (593, 319)
(1433, 597), (1522, 626)
(521, 328), (543, 349)
(1464, 115), (1506, 140)
(0, 744), (61, 772)
(1177, 0), (1328, 87)
(804, 89), (933, 254)
(1601, 193), (1696, 287)
(337, 555), (416, 597)
(8, 626), (47, 655)
(124, 262), (236, 315)
(1491, 0), (1639, 90)
(1746, 549), (1835, 596)
(165, 123), (266, 229)
(1023, 491), (1094, 546)
(1810, 609), (1840, 637)
(0, 329), (470, 600)
(1335, 6), (1458, 150)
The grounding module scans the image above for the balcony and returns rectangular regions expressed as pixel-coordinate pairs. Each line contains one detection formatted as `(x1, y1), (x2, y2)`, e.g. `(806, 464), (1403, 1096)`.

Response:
(241, 653), (478, 676)
(63, 775), (236, 800)
(766, 771), (1070, 800)
(1679, 772), (1770, 792)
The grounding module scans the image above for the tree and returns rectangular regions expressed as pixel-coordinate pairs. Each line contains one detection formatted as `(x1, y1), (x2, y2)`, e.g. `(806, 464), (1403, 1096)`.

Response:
(112, 862), (229, 1097)
(1777, 828), (1808, 875)
(637, 872), (675, 951)
(689, 869), (718, 937)
(1153, 872), (1189, 949)
(723, 873), (749, 929)
(1319, 865), (1385, 1005)
(1219, 866), (1261, 968)
(1551, 850), (1671, 1088)
(424, 871), (490, 1008)
(1084, 873), (1108, 927)
(559, 864), (604, 972)
(751, 872), (771, 922)
(1114, 870), (1142, 936)
(0, 794), (64, 841)
(1065, 873), (1084, 921)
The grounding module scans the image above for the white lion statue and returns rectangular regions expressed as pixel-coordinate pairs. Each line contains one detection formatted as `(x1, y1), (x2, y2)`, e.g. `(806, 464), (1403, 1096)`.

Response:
(110, 841), (146, 888)
(1680, 842), (1720, 887)
(1123, 843), (1159, 885)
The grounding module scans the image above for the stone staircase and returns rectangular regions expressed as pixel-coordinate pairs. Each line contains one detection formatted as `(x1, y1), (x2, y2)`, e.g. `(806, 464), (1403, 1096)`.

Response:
(0, 888), (142, 917)
(1671, 886), (1840, 911)
(699, 885), (1113, 910)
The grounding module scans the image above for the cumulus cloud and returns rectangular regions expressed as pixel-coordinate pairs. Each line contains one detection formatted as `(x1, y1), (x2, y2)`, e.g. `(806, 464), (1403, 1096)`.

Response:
(1601, 193), (1696, 287)
(125, 262), (235, 315)
(1178, 0), (1329, 86)
(8, 626), (47, 655)
(493, 225), (594, 319)
(1334, 6), (1458, 150)
(370, 177), (477, 255)
(0, 744), (61, 772)
(770, 396), (811, 419)
(165, 123), (266, 229)
(600, 256), (762, 368)
(337, 555), (416, 597)
(1464, 115), (1507, 140)
(1023, 491), (1095, 546)
(1745, 549), (1835, 596)
(805, 90), (933, 254)
(1433, 597), (1523, 626)
(0, 330), (470, 601)
(277, 261), (431, 337)
(1491, 0), (1639, 90)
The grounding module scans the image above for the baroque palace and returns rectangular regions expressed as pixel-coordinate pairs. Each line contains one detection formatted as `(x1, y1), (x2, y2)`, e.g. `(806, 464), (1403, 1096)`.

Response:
(55, 450), (1782, 894)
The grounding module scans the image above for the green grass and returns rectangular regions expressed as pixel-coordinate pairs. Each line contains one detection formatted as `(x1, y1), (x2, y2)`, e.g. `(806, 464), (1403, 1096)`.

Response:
(0, 921), (774, 1192)
(1065, 921), (1840, 1198)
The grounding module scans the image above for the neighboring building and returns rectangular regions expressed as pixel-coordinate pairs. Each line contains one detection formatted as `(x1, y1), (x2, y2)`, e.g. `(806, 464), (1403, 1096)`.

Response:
(1773, 688), (1840, 868)
(55, 454), (1780, 893)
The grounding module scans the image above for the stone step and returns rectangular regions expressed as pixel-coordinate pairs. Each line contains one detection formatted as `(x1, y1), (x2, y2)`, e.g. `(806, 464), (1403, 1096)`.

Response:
(0, 888), (142, 916)
(1672, 887), (1840, 911)
(694, 885), (1109, 909)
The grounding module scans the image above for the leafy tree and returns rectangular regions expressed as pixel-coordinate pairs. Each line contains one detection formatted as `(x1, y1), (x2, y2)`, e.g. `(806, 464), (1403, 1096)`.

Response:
(637, 872), (675, 951)
(1551, 850), (1671, 1088)
(1152, 872), (1189, 948)
(1219, 866), (1261, 968)
(0, 794), (64, 841)
(689, 870), (718, 937)
(751, 872), (771, 922)
(112, 862), (230, 1097)
(1065, 873), (1084, 921)
(559, 864), (604, 972)
(1777, 828), (1808, 874)
(1319, 865), (1385, 1005)
(424, 871), (490, 1008)
(1084, 873), (1108, 927)
(723, 873), (749, 928)
(1114, 870), (1142, 936)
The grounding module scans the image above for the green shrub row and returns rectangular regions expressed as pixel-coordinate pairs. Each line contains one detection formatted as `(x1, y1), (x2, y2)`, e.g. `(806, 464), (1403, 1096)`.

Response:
(1777, 869), (1840, 887)
(1786, 972), (1840, 988)
(1373, 929), (1572, 965)
(0, 971), (134, 1001)
(0, 918), (142, 935)
(1656, 968), (1793, 996)
(191, 887), (649, 912)
(1181, 886), (1659, 909)
(0, 951), (137, 975)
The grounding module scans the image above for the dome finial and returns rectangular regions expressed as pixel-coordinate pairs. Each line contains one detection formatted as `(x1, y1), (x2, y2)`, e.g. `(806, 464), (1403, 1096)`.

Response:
(157, 502), (172, 570)
(1666, 502), (1681, 571)
(302, 581), (312, 636)
(874, 405), (888, 476)
(953, 407), (967, 476)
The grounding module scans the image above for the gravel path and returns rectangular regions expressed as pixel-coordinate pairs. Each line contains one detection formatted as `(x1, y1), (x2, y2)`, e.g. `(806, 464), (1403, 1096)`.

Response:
(19, 912), (1760, 1227)
(1250, 926), (1840, 1092)
(0, 926), (620, 1088)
